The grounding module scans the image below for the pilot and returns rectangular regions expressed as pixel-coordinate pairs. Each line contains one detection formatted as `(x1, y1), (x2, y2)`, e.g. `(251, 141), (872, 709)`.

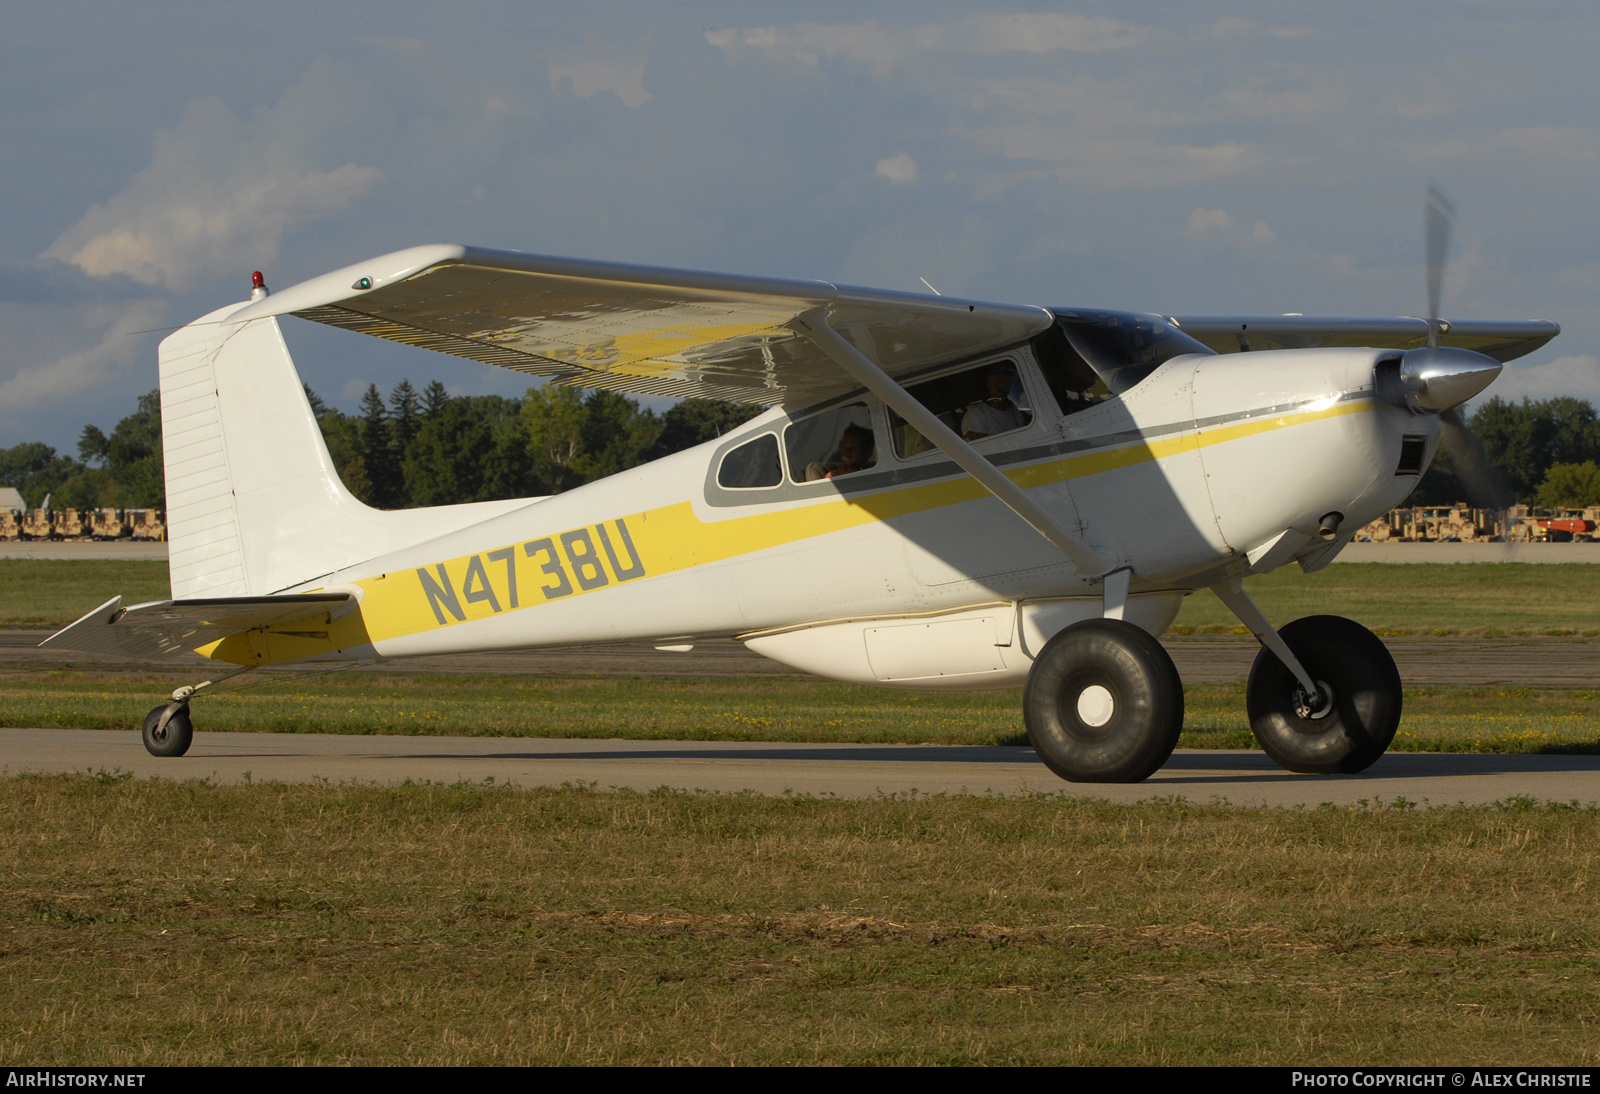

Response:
(962, 362), (1027, 440)
(805, 424), (874, 481)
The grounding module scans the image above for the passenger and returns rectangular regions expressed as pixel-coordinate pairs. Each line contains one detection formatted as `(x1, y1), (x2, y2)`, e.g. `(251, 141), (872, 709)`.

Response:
(805, 424), (875, 481)
(962, 362), (1027, 439)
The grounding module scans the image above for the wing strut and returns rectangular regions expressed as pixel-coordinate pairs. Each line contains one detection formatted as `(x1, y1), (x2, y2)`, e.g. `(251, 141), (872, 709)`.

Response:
(799, 311), (1113, 577)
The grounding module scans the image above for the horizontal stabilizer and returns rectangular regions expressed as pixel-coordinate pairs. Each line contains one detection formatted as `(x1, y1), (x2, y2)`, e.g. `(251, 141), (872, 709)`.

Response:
(40, 593), (358, 663)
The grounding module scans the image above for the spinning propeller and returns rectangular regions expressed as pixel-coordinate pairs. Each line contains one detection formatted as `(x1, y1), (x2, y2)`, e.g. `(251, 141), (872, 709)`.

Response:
(1393, 184), (1513, 508)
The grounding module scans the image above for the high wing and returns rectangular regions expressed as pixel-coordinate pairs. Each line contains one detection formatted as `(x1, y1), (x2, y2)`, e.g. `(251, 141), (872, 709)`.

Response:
(42, 593), (359, 663)
(1168, 315), (1559, 362)
(227, 244), (1560, 406)
(227, 245), (1055, 408)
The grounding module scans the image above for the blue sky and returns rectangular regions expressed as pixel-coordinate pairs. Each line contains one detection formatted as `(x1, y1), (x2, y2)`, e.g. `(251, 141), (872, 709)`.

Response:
(3, 2), (1596, 452)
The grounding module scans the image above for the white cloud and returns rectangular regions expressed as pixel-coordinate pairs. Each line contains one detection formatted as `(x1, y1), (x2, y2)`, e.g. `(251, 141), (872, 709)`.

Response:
(1186, 208), (1231, 233)
(706, 13), (1146, 77)
(547, 49), (652, 108)
(1182, 208), (1278, 246)
(966, 130), (1262, 188)
(706, 23), (912, 78)
(1205, 18), (1310, 40)
(1493, 355), (1600, 403)
(954, 13), (1146, 54)
(43, 73), (383, 293)
(874, 153), (917, 184)
(0, 300), (165, 412)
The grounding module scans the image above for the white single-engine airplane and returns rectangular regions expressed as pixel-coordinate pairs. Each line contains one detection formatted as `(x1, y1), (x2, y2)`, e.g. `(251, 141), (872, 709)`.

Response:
(44, 204), (1558, 782)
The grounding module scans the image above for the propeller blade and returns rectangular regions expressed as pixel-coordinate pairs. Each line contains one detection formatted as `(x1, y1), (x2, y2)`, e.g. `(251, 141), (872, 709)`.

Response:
(1425, 183), (1454, 350)
(1439, 406), (1513, 509)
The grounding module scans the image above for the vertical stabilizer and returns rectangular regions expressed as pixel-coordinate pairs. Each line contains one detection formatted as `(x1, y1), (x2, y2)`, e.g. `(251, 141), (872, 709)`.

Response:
(158, 303), (528, 599)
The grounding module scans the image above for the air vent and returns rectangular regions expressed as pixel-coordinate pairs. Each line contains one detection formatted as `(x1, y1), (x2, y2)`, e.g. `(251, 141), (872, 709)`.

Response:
(1395, 434), (1427, 476)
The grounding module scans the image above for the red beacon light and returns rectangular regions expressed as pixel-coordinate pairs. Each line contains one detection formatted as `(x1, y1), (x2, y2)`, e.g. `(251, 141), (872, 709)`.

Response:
(250, 270), (269, 301)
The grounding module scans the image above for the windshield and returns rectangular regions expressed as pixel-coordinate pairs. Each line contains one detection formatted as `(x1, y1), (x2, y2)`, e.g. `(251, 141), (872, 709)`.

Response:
(1050, 309), (1214, 395)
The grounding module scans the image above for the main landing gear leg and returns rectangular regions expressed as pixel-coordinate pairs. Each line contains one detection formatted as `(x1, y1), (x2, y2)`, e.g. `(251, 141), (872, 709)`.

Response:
(140, 666), (255, 758)
(1210, 576), (1403, 774)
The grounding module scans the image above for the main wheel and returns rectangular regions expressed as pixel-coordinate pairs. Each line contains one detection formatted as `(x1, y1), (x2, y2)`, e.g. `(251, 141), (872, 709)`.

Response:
(1024, 618), (1184, 783)
(141, 704), (193, 758)
(1246, 615), (1402, 774)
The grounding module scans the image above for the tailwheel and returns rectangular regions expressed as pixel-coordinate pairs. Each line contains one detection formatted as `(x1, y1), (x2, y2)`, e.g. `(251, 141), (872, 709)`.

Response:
(1023, 618), (1185, 783)
(141, 704), (194, 758)
(1246, 615), (1402, 774)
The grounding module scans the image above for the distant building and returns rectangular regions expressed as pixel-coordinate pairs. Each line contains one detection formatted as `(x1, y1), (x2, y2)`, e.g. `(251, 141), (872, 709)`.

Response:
(0, 487), (23, 510)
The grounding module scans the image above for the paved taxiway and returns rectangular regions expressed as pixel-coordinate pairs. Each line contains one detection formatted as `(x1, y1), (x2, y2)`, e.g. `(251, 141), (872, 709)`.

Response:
(14, 629), (1600, 686)
(7, 728), (1598, 807)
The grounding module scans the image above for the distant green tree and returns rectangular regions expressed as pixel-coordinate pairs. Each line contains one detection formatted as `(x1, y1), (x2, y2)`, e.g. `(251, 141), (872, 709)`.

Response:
(576, 390), (659, 481)
(422, 380), (451, 416)
(1473, 396), (1600, 502)
(308, 387), (368, 504)
(389, 379), (422, 452)
(404, 396), (532, 505)
(1535, 461), (1600, 507)
(644, 399), (764, 462)
(303, 384), (329, 418)
(359, 383), (405, 508)
(77, 424), (110, 467)
(49, 389), (165, 509)
(522, 386), (588, 494)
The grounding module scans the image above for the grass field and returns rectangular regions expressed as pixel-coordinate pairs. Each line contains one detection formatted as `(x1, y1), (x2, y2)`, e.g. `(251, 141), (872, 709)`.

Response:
(2, 774), (1594, 1065)
(0, 560), (169, 628)
(6, 670), (1599, 754)
(9, 557), (1600, 635)
(1171, 562), (1600, 636)
(7, 558), (1600, 754)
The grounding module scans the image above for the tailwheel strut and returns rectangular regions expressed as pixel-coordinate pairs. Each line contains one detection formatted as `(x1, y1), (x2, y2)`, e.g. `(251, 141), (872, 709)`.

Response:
(140, 665), (255, 758)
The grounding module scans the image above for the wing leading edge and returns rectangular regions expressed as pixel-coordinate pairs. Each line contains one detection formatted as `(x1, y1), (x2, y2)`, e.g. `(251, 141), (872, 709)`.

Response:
(226, 245), (1561, 406)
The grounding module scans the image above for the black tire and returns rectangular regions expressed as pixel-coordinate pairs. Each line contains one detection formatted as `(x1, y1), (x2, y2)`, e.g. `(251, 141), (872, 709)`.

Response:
(1024, 618), (1184, 783)
(1246, 615), (1402, 774)
(141, 704), (193, 758)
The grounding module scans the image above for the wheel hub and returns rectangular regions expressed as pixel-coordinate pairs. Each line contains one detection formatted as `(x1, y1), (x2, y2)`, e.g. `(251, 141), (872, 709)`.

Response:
(1293, 680), (1334, 721)
(1076, 684), (1115, 727)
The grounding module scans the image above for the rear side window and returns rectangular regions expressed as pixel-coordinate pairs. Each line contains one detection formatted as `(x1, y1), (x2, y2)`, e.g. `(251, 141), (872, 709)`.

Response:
(717, 434), (783, 488)
(785, 402), (877, 483)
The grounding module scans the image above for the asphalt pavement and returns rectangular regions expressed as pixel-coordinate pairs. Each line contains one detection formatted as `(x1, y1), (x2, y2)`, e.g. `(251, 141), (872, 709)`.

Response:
(4, 728), (1596, 806)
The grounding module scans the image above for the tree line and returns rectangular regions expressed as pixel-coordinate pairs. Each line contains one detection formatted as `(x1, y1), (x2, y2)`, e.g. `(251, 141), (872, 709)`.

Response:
(6, 386), (1600, 512)
(1413, 396), (1600, 508)
(0, 382), (762, 511)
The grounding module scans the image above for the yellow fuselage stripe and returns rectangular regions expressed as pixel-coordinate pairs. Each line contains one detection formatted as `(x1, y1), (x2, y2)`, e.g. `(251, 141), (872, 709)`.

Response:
(200, 399), (1370, 663)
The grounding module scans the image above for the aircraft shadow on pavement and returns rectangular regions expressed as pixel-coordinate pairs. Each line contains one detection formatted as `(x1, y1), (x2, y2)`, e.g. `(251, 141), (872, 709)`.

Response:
(388, 744), (1042, 765)
(337, 744), (1600, 778)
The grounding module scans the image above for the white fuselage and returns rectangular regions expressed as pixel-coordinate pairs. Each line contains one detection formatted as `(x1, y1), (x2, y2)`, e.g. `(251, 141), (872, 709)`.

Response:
(275, 343), (1431, 688)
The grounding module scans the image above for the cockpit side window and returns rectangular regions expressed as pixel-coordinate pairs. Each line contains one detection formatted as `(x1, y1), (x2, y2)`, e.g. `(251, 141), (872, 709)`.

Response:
(716, 433), (783, 488)
(1030, 325), (1111, 418)
(784, 402), (878, 483)
(886, 358), (1033, 458)
(1048, 309), (1214, 395)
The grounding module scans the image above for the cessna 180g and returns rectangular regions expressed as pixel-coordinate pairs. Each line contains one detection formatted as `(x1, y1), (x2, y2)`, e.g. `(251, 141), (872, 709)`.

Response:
(43, 199), (1559, 782)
